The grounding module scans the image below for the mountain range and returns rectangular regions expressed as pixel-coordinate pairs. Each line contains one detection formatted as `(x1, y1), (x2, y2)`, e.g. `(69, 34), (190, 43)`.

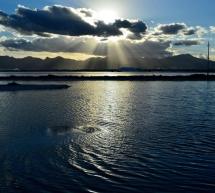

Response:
(0, 54), (213, 71)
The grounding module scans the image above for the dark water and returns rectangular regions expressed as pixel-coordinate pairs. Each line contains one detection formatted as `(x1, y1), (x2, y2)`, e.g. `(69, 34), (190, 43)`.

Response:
(0, 81), (215, 193)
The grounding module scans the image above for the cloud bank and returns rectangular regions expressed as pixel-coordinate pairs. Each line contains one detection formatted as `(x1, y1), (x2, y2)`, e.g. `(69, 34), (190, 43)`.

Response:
(0, 36), (172, 59)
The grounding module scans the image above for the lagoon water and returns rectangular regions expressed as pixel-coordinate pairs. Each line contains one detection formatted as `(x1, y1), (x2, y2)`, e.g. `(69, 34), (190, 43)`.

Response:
(0, 81), (215, 193)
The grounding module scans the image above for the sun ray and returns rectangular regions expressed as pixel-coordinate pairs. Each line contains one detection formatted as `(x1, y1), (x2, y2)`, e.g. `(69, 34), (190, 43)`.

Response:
(83, 40), (107, 70)
(106, 40), (131, 69)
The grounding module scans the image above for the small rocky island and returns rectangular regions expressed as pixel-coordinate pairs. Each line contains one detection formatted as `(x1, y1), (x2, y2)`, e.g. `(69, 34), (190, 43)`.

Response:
(0, 82), (70, 91)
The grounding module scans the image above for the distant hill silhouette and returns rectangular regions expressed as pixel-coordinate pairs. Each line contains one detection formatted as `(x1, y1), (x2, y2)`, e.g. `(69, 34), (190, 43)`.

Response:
(131, 54), (212, 71)
(0, 54), (213, 71)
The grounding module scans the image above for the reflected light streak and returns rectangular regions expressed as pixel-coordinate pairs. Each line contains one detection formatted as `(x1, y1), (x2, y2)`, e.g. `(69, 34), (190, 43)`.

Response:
(54, 81), (134, 183)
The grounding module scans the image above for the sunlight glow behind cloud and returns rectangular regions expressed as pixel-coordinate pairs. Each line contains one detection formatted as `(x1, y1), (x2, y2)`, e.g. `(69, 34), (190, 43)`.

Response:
(96, 10), (119, 24)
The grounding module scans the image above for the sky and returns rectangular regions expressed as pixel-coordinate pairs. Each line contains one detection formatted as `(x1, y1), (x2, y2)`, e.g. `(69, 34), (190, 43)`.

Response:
(0, 0), (215, 62)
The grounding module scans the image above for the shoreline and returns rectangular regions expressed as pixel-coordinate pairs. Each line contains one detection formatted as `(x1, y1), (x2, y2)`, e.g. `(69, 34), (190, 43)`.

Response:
(0, 74), (215, 81)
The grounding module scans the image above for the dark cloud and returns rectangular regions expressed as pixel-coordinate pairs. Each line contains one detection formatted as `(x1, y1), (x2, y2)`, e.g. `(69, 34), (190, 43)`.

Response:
(129, 21), (147, 33)
(0, 5), (98, 36)
(94, 21), (123, 36)
(156, 23), (198, 36)
(114, 20), (131, 28)
(113, 19), (147, 39)
(114, 19), (147, 33)
(173, 40), (200, 46)
(158, 23), (186, 35)
(183, 28), (196, 35)
(0, 5), (147, 38)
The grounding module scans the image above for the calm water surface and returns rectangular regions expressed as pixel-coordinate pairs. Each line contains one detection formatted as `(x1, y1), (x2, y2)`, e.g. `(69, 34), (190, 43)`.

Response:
(0, 81), (215, 193)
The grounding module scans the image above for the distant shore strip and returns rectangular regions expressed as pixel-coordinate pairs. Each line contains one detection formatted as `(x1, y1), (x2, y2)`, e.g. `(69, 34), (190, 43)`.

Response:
(0, 74), (215, 81)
